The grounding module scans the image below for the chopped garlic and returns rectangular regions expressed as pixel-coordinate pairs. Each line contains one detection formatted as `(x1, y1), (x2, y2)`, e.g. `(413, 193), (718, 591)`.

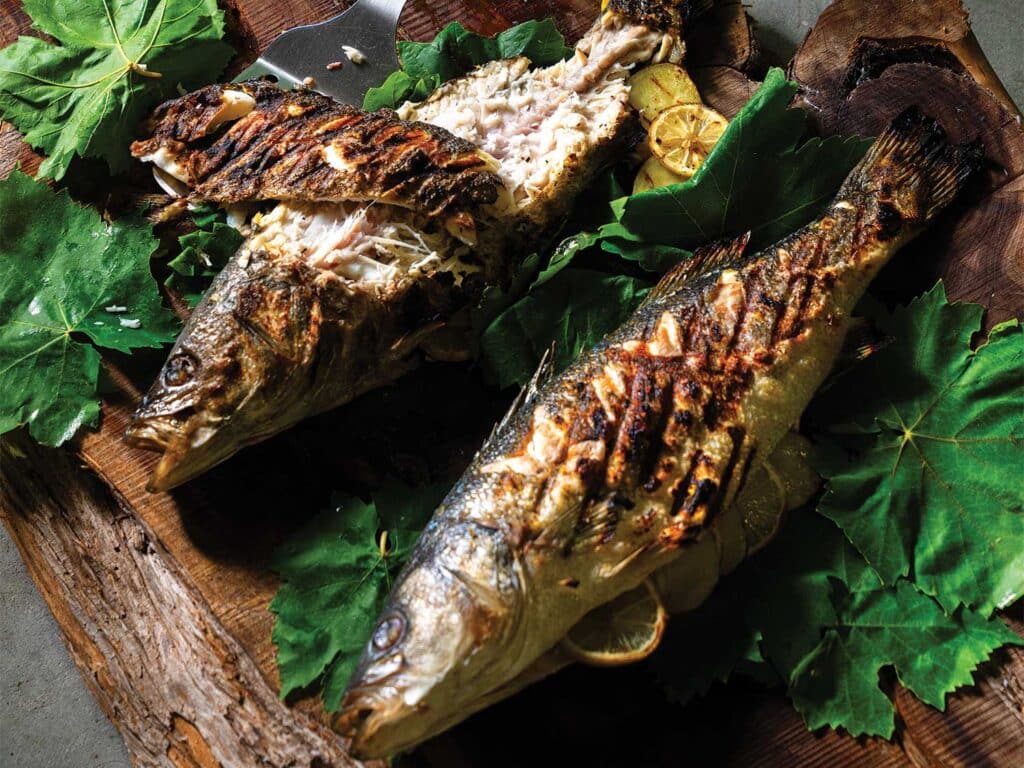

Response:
(342, 45), (367, 64)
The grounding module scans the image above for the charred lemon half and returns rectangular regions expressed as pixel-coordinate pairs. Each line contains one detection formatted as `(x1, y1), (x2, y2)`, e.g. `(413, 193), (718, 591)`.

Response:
(648, 103), (729, 178)
(628, 62), (702, 125)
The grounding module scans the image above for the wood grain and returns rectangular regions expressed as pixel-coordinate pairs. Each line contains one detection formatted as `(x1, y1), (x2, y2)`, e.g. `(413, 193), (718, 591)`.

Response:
(790, 0), (1021, 134)
(0, 434), (360, 768)
(787, 0), (1024, 330)
(684, 0), (760, 73)
(1, 1), (1022, 767)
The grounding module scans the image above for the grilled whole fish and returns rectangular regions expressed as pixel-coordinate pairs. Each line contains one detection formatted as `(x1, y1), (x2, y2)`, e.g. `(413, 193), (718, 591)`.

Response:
(363, 429), (821, 738)
(336, 110), (981, 757)
(126, 2), (687, 491)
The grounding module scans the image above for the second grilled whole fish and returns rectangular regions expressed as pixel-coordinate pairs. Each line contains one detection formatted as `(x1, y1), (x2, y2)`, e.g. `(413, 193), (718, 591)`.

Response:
(336, 109), (981, 757)
(125, 1), (692, 490)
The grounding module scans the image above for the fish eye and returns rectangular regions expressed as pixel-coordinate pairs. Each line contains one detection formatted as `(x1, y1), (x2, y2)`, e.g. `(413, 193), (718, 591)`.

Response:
(163, 352), (198, 388)
(371, 613), (406, 653)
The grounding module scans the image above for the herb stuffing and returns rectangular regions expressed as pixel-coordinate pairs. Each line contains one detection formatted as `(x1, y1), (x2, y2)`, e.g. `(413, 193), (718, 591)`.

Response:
(166, 205), (245, 307)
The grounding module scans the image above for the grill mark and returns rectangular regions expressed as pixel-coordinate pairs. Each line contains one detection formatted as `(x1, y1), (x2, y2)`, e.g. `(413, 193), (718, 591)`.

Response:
(669, 450), (701, 517)
(762, 253), (792, 349)
(681, 303), (700, 349)
(712, 426), (748, 519)
(724, 281), (749, 355)
(681, 478), (717, 519)
(601, 366), (634, 489)
(849, 199), (867, 253)
(133, 81), (502, 218)
(792, 235), (827, 332)
(639, 382), (675, 492)
(702, 398), (719, 429)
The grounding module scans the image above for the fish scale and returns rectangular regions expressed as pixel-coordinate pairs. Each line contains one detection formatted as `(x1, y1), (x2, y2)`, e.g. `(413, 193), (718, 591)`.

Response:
(126, 1), (683, 491)
(338, 107), (982, 758)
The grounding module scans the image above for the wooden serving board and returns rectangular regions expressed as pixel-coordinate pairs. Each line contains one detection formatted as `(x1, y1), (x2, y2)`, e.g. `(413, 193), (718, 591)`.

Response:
(2, 1), (1022, 766)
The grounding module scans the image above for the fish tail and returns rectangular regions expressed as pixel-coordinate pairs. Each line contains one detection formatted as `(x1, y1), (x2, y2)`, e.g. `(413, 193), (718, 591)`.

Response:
(840, 107), (983, 228)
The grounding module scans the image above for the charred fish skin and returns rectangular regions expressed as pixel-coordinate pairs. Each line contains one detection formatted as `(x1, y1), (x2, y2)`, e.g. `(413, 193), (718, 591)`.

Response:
(338, 109), (981, 758)
(126, 247), (455, 491)
(130, 79), (505, 220)
(126, 2), (688, 491)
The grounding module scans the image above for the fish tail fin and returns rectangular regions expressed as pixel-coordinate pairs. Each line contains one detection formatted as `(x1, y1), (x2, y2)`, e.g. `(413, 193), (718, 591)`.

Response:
(839, 107), (983, 228)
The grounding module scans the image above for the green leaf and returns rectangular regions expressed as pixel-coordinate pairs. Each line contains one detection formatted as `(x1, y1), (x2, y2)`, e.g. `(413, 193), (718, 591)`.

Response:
(0, 0), (234, 179)
(0, 171), (179, 445)
(165, 204), (244, 306)
(363, 71), (440, 112)
(479, 270), (651, 388)
(655, 506), (1020, 738)
(746, 513), (881, 681)
(363, 19), (571, 110)
(790, 580), (1021, 738)
(812, 283), (1024, 614)
(271, 483), (448, 710)
(614, 68), (871, 251)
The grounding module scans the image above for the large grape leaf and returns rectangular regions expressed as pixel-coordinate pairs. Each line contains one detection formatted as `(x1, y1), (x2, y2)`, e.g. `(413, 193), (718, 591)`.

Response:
(613, 68), (871, 251)
(271, 483), (448, 710)
(0, 171), (179, 445)
(480, 270), (650, 388)
(813, 283), (1024, 614)
(656, 510), (1020, 738)
(0, 0), (233, 179)
(790, 580), (1020, 738)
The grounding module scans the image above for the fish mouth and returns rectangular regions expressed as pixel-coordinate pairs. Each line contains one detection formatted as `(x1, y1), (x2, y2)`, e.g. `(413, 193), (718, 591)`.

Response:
(337, 657), (550, 759)
(336, 688), (428, 759)
(124, 413), (239, 492)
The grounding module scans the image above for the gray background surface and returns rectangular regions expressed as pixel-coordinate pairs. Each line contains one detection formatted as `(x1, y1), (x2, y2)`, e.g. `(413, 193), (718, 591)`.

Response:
(1, 2), (1020, 766)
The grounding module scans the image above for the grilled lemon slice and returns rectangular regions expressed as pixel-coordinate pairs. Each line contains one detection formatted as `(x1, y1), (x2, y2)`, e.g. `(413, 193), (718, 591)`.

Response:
(632, 156), (688, 193)
(648, 104), (728, 178)
(562, 579), (667, 666)
(628, 63), (702, 124)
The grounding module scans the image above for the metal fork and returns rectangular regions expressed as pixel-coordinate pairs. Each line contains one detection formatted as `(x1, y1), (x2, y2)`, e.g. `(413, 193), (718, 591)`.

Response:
(236, 0), (407, 106)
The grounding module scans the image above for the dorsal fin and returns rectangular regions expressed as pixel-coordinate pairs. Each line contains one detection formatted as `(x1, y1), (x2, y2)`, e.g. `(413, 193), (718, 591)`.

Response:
(489, 344), (557, 439)
(642, 232), (752, 306)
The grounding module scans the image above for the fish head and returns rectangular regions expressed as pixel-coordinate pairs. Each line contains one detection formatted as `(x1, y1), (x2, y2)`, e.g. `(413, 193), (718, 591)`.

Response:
(125, 318), (266, 491)
(125, 253), (322, 491)
(338, 520), (527, 757)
